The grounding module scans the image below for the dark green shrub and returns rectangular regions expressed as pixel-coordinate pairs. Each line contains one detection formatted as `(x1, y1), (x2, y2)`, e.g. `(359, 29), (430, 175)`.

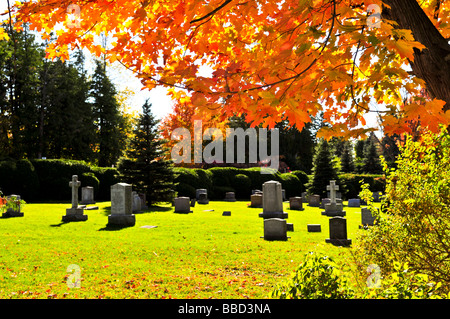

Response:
(175, 182), (196, 198)
(232, 174), (252, 199)
(208, 167), (239, 187)
(211, 185), (235, 200)
(0, 159), (39, 201)
(79, 172), (100, 198)
(91, 167), (120, 201)
(278, 173), (302, 198)
(290, 170), (309, 191)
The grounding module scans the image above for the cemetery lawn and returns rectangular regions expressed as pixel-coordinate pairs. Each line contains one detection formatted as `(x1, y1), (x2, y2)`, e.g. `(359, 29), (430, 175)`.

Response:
(0, 201), (375, 299)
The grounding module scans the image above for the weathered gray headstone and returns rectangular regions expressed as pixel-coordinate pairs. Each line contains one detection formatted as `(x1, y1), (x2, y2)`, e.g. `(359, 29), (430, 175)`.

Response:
(308, 194), (320, 207)
(320, 198), (331, 209)
(252, 189), (263, 195)
(132, 191), (142, 213)
(322, 180), (346, 216)
(373, 192), (381, 202)
(307, 224), (321, 232)
(287, 223), (294, 232)
(325, 216), (352, 246)
(282, 189), (286, 201)
(258, 181), (288, 219)
(224, 192), (236, 202)
(2, 195), (24, 218)
(360, 207), (378, 228)
(80, 186), (95, 205)
(289, 197), (303, 210)
(62, 175), (88, 222)
(138, 193), (148, 210)
(107, 183), (135, 226)
(196, 189), (207, 200)
(301, 192), (309, 203)
(262, 218), (289, 241)
(190, 198), (196, 207)
(197, 189), (209, 204)
(348, 198), (361, 207)
(174, 197), (191, 214)
(250, 193), (263, 208)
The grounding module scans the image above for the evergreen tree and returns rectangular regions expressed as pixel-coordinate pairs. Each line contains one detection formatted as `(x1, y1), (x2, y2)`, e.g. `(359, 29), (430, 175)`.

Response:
(362, 138), (383, 174)
(91, 60), (127, 167)
(117, 100), (175, 206)
(340, 141), (355, 173)
(308, 139), (340, 198)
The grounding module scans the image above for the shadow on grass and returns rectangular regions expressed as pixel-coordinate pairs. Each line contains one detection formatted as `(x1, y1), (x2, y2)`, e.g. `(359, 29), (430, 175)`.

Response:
(98, 224), (135, 231)
(99, 204), (172, 216)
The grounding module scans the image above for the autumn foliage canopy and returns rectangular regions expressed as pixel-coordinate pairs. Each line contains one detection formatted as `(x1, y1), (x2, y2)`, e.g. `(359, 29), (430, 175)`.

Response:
(5, 0), (450, 138)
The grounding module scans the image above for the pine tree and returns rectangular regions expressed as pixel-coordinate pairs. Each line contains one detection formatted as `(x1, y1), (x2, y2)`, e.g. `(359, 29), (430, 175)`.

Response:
(117, 100), (175, 206)
(91, 60), (127, 167)
(362, 139), (383, 174)
(308, 139), (340, 198)
(340, 141), (355, 173)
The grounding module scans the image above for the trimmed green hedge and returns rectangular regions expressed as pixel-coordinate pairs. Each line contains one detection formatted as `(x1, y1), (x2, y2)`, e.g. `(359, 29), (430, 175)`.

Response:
(174, 166), (308, 200)
(0, 159), (119, 202)
(337, 173), (386, 199)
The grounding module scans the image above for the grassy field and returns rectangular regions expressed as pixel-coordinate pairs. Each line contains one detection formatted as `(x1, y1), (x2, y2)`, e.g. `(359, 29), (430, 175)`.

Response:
(0, 199), (374, 299)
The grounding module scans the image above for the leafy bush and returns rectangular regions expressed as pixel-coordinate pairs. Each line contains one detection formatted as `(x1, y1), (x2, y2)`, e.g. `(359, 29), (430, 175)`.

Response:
(354, 128), (450, 292)
(271, 252), (355, 299)
(363, 262), (447, 299)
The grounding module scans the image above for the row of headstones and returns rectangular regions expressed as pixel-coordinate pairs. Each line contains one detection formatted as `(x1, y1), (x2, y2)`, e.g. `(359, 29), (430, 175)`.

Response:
(258, 180), (380, 246)
(60, 175), (146, 227)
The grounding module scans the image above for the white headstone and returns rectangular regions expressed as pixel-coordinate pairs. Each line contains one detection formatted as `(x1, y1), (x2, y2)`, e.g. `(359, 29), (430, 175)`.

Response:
(259, 181), (288, 219)
(263, 218), (289, 241)
(174, 197), (191, 213)
(80, 186), (95, 205)
(62, 175), (87, 222)
(107, 183), (135, 226)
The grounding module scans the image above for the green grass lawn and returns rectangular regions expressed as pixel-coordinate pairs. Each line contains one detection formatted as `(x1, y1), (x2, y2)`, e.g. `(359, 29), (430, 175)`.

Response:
(0, 200), (374, 299)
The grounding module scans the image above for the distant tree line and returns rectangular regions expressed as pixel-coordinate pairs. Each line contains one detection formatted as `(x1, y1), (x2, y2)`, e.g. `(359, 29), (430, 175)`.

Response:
(0, 26), (130, 166)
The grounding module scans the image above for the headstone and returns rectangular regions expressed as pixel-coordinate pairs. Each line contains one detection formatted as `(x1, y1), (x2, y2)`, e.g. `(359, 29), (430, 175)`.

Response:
(307, 224), (321, 232)
(224, 192), (236, 202)
(348, 198), (361, 207)
(289, 197), (303, 210)
(252, 189), (263, 195)
(107, 183), (135, 226)
(138, 193), (148, 210)
(174, 197), (191, 214)
(62, 175), (88, 222)
(373, 192), (381, 202)
(258, 181), (288, 219)
(132, 191), (142, 213)
(250, 194), (263, 208)
(196, 189), (207, 200)
(197, 189), (209, 204)
(282, 189), (286, 201)
(1, 195), (24, 218)
(222, 211), (231, 216)
(80, 186), (95, 205)
(190, 198), (196, 207)
(301, 192), (309, 203)
(308, 194), (320, 207)
(359, 207), (378, 228)
(320, 198), (331, 209)
(327, 191), (342, 199)
(287, 223), (294, 231)
(322, 180), (345, 216)
(262, 218), (289, 241)
(325, 216), (352, 246)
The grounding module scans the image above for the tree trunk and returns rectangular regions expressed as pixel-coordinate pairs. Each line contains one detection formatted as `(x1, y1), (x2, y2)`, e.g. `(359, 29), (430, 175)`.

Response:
(383, 0), (450, 111)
